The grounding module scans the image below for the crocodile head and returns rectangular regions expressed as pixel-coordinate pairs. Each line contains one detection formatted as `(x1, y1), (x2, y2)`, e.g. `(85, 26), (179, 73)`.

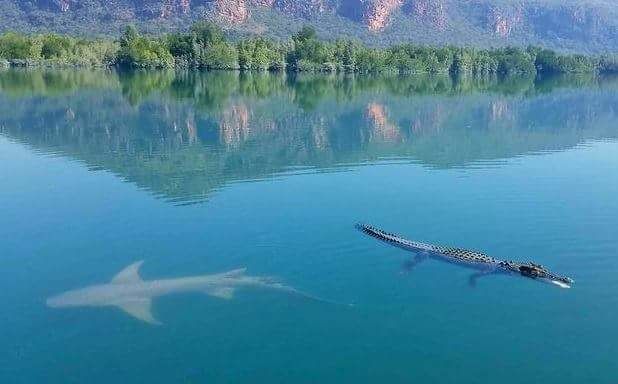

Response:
(501, 261), (574, 288)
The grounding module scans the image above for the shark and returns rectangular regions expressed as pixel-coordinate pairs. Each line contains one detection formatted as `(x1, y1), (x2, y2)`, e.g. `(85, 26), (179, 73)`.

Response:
(357, 223), (574, 288)
(47, 261), (343, 324)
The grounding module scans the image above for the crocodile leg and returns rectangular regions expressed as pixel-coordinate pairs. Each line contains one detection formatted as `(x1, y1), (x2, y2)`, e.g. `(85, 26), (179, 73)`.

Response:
(401, 253), (427, 274)
(468, 270), (495, 287)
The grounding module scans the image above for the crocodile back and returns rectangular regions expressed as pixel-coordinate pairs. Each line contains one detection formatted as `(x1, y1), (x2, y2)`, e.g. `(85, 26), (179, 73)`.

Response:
(358, 223), (497, 265)
(429, 245), (497, 264)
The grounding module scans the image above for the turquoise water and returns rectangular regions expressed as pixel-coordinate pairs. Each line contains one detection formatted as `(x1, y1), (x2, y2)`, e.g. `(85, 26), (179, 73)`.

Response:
(1, 70), (618, 383)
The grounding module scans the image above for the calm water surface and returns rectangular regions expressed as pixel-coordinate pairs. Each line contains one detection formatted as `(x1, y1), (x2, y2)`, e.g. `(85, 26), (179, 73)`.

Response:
(1, 70), (617, 383)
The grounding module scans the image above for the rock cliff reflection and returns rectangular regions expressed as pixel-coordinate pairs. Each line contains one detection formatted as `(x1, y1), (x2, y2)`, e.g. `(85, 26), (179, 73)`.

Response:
(1, 70), (617, 204)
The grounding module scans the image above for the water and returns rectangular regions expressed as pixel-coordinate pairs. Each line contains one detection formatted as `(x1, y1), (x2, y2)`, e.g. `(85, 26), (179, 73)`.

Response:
(1, 69), (617, 383)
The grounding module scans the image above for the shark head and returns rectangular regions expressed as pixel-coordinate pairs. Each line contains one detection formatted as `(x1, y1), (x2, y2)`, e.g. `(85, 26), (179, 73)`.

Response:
(500, 261), (574, 288)
(46, 261), (163, 324)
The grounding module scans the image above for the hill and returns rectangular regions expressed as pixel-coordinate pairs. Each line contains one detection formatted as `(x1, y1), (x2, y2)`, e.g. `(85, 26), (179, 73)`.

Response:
(1, 0), (617, 52)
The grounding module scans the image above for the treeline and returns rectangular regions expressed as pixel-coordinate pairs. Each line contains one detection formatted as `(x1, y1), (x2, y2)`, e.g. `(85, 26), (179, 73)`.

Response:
(0, 32), (117, 67)
(2, 23), (617, 75)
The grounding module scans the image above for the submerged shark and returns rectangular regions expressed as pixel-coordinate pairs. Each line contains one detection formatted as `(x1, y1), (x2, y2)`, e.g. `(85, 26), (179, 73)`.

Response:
(357, 224), (574, 288)
(47, 261), (341, 324)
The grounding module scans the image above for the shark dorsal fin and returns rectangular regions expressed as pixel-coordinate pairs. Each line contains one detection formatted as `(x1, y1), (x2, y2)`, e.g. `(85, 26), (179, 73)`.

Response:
(116, 299), (160, 325)
(111, 260), (144, 285)
(222, 268), (246, 278)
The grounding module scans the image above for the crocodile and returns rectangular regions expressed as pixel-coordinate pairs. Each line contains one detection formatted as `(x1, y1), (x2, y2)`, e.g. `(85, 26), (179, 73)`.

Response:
(357, 223), (574, 288)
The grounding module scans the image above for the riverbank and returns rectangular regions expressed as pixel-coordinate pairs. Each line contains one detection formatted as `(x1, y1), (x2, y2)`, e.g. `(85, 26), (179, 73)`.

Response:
(1, 23), (617, 75)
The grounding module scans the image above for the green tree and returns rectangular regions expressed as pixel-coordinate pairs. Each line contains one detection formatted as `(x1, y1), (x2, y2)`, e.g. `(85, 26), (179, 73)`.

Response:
(0, 32), (34, 60)
(599, 54), (618, 73)
(191, 22), (224, 46)
(40, 34), (72, 59)
(166, 33), (193, 58)
(117, 27), (174, 68)
(495, 47), (535, 75)
(120, 25), (138, 48)
(288, 25), (335, 72)
(196, 42), (238, 70)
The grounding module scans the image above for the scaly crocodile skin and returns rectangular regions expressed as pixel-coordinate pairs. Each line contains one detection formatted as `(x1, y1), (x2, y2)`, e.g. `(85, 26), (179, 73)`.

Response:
(358, 224), (496, 264)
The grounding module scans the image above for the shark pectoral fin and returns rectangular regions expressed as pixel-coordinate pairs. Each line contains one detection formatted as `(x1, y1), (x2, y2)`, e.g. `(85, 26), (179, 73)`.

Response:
(111, 260), (144, 285)
(204, 287), (235, 300)
(116, 299), (161, 325)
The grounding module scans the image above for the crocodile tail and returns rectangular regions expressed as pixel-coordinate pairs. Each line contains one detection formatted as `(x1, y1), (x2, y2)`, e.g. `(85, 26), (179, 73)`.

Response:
(356, 223), (405, 245)
(356, 223), (434, 253)
(355, 223), (387, 238)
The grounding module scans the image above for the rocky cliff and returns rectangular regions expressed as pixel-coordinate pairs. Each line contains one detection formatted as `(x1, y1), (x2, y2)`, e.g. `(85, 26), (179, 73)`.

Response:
(1, 0), (616, 52)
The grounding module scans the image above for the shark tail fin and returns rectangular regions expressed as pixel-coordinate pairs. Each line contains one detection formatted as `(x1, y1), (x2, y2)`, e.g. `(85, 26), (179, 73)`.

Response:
(294, 288), (356, 308)
(271, 283), (355, 308)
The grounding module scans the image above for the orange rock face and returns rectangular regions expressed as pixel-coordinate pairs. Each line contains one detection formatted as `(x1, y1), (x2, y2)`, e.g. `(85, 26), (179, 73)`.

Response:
(213, 0), (332, 23)
(248, 0), (276, 6)
(364, 0), (404, 32)
(56, 0), (70, 12)
(217, 0), (249, 24)
(216, 0), (250, 23)
(185, 113), (198, 145)
(160, 0), (190, 19)
(408, 0), (447, 30)
(490, 99), (511, 122)
(489, 7), (523, 38)
(220, 104), (251, 146)
(276, 0), (332, 17)
(365, 102), (401, 142)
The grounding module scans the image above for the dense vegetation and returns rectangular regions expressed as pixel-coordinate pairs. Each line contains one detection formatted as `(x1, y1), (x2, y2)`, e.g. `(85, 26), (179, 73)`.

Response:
(0, 32), (117, 67)
(2, 0), (618, 54)
(1, 24), (617, 75)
